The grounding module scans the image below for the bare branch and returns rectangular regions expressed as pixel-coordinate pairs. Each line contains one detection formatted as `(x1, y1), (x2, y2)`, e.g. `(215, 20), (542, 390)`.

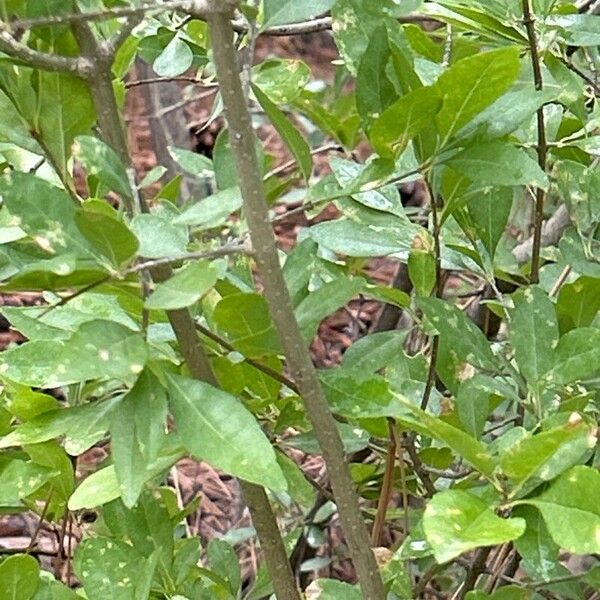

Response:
(512, 204), (570, 264)
(125, 243), (249, 275)
(0, 27), (84, 73)
(125, 75), (215, 89)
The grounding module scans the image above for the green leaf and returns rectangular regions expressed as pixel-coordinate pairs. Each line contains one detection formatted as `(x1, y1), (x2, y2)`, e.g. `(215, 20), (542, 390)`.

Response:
(1, 292), (139, 341)
(329, 157), (404, 216)
(32, 573), (80, 600)
(166, 373), (287, 491)
(306, 579), (361, 600)
(319, 370), (403, 419)
(459, 87), (556, 141)
(0, 172), (94, 259)
(309, 218), (417, 257)
(262, 0), (336, 28)
(131, 213), (188, 258)
(408, 232), (436, 297)
(275, 451), (316, 509)
(252, 59), (311, 104)
(74, 136), (131, 199)
(0, 398), (121, 454)
(75, 210), (138, 268)
(0, 320), (147, 387)
(544, 327), (600, 385)
(295, 277), (365, 341)
(510, 286), (558, 388)
(501, 421), (595, 499)
(331, 0), (405, 75)
(213, 293), (281, 358)
(207, 539), (241, 596)
(418, 297), (496, 370)
(434, 47), (521, 142)
(26, 441), (75, 515)
(153, 34), (193, 77)
(252, 83), (312, 181)
(74, 537), (156, 600)
(467, 187), (513, 259)
(466, 586), (529, 600)
(341, 330), (407, 373)
(355, 27), (397, 130)
(370, 85), (442, 157)
(518, 466), (600, 555)
(455, 374), (498, 439)
(68, 447), (183, 510)
(0, 459), (55, 506)
(103, 492), (174, 574)
(174, 187), (243, 228)
(5, 69), (95, 180)
(513, 505), (560, 582)
(556, 277), (600, 334)
(173, 187), (244, 229)
(167, 146), (213, 176)
(110, 371), (168, 508)
(446, 141), (549, 189)
(68, 465), (121, 510)
(0, 554), (40, 600)
(397, 400), (497, 476)
(145, 261), (218, 310)
(546, 14), (600, 47)
(423, 490), (525, 563)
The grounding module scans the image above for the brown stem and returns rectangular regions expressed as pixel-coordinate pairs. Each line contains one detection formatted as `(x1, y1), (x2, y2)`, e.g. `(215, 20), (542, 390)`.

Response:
(71, 15), (300, 600)
(456, 547), (492, 599)
(522, 0), (548, 284)
(205, 6), (385, 598)
(371, 419), (397, 546)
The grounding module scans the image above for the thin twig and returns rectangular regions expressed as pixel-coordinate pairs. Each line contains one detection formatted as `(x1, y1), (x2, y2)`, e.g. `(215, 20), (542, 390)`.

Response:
(125, 76), (216, 89)
(560, 56), (600, 96)
(194, 321), (299, 393)
(549, 265), (572, 297)
(264, 143), (342, 180)
(126, 243), (248, 275)
(26, 490), (54, 553)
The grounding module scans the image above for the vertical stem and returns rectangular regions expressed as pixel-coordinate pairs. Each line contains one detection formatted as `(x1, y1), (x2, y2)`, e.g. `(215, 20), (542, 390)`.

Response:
(371, 419), (397, 546)
(421, 182), (442, 411)
(523, 0), (548, 284)
(71, 20), (300, 600)
(206, 8), (385, 599)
